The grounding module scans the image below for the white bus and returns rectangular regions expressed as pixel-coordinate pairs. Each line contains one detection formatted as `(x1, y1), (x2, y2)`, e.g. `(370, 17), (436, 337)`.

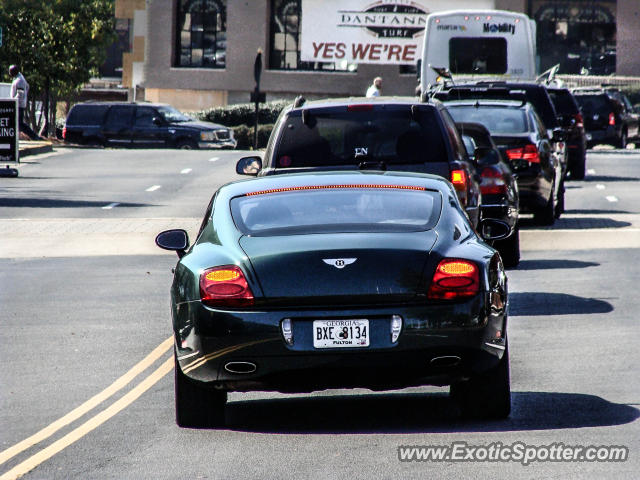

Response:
(420, 10), (537, 91)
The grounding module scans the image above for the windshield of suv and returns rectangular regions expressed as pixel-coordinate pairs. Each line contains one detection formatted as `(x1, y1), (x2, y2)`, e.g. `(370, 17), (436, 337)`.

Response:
(548, 90), (579, 115)
(447, 106), (528, 134)
(157, 106), (192, 123)
(274, 106), (447, 168)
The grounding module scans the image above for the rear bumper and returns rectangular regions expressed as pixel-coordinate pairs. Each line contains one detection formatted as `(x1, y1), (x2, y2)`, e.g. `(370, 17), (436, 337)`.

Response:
(585, 126), (617, 145)
(174, 297), (507, 392)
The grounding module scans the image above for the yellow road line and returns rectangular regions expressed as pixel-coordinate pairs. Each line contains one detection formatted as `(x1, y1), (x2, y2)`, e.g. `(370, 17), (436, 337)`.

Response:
(0, 336), (173, 466)
(0, 357), (174, 480)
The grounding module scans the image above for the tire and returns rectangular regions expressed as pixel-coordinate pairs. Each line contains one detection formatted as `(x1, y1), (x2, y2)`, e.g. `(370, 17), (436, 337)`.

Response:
(450, 342), (511, 419)
(617, 130), (627, 149)
(494, 224), (520, 269)
(175, 353), (227, 428)
(533, 186), (555, 226)
(569, 149), (586, 180)
(177, 139), (198, 150)
(554, 181), (565, 219)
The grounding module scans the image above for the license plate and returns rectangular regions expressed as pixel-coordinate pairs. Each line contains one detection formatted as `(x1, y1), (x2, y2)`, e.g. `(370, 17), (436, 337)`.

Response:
(313, 319), (369, 348)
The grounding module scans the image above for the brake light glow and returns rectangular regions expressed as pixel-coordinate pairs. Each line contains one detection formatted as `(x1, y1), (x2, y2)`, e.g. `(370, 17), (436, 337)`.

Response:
(245, 184), (426, 196)
(347, 104), (374, 112)
(506, 144), (540, 163)
(200, 265), (254, 307)
(427, 259), (479, 300)
(609, 112), (616, 126)
(479, 166), (507, 195)
(574, 113), (584, 128)
(450, 169), (468, 206)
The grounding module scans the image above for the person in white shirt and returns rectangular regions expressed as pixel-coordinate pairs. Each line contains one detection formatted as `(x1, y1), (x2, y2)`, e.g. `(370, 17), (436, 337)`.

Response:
(366, 77), (382, 97)
(9, 65), (41, 140)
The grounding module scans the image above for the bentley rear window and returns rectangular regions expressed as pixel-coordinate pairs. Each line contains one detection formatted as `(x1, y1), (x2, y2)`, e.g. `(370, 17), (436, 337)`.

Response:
(231, 187), (441, 235)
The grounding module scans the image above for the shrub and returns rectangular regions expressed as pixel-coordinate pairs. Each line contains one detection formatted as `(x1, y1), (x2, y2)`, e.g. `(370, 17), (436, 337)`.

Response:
(233, 124), (274, 149)
(194, 100), (289, 128)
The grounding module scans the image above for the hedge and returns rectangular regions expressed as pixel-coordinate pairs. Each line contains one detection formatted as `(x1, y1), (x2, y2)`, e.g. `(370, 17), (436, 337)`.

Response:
(194, 100), (289, 128)
(232, 124), (274, 149)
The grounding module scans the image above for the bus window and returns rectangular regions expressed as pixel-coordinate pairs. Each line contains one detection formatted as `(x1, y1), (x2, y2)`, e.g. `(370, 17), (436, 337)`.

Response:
(449, 38), (507, 75)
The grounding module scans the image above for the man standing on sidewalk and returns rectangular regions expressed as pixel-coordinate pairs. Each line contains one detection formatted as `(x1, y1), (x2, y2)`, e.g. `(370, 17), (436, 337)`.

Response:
(9, 65), (42, 140)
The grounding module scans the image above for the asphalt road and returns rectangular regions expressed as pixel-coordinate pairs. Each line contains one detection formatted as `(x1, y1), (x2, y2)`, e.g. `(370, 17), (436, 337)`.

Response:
(0, 147), (639, 479)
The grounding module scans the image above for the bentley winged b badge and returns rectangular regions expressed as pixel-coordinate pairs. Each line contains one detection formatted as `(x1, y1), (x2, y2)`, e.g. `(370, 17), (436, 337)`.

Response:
(322, 258), (357, 269)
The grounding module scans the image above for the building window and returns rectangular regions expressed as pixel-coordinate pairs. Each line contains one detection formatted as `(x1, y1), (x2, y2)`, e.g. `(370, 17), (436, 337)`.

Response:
(269, 0), (356, 72)
(176, 0), (226, 68)
(529, 0), (616, 75)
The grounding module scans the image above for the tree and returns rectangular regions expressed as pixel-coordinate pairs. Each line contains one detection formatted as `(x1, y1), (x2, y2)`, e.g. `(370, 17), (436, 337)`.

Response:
(0, 0), (116, 136)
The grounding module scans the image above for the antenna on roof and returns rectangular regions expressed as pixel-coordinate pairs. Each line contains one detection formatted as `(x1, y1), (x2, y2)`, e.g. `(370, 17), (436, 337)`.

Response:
(293, 96), (306, 108)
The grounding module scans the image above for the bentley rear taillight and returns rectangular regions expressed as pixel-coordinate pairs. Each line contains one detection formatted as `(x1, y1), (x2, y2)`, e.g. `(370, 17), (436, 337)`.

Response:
(427, 259), (480, 300)
(506, 144), (540, 163)
(609, 112), (616, 126)
(200, 265), (254, 307)
(62, 127), (67, 139)
(479, 166), (507, 195)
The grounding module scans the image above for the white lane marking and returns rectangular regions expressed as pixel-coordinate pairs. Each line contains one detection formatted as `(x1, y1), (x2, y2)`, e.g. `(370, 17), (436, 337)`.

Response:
(101, 203), (119, 210)
(180, 168), (192, 174)
(146, 185), (161, 192)
(596, 184), (606, 190)
(606, 196), (618, 202)
(588, 169), (596, 175)
(209, 157), (220, 162)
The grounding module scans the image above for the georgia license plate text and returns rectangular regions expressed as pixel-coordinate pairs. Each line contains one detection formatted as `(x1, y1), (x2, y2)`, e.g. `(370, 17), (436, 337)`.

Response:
(313, 319), (369, 348)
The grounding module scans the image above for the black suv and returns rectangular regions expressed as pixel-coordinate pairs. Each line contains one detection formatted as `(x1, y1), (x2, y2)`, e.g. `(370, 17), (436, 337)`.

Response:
(236, 97), (482, 228)
(63, 102), (236, 149)
(435, 82), (569, 178)
(446, 99), (563, 226)
(547, 87), (588, 179)
(571, 87), (640, 149)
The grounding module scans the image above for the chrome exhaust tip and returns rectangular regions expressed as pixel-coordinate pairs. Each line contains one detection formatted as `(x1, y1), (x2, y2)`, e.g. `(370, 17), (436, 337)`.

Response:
(430, 356), (461, 367)
(224, 361), (257, 374)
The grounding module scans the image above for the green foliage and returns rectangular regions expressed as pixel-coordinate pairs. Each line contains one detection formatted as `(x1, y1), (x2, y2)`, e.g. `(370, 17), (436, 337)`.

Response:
(195, 100), (289, 128)
(0, 0), (116, 98)
(232, 124), (274, 149)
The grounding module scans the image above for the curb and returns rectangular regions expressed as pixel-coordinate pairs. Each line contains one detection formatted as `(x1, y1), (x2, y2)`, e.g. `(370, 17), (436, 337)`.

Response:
(19, 143), (54, 158)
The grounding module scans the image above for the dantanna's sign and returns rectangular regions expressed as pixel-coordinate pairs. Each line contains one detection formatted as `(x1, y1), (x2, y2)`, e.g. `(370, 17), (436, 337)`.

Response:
(0, 99), (18, 163)
(301, 0), (429, 65)
(300, 0), (492, 65)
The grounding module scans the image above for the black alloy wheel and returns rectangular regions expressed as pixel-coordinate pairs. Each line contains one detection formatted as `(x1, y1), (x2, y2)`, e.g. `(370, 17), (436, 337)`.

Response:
(450, 341), (511, 419)
(533, 184), (556, 226)
(175, 352), (227, 428)
(494, 224), (520, 269)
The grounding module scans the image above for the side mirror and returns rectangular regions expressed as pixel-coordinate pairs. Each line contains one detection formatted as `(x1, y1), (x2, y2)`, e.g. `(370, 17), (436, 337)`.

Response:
(478, 219), (510, 241)
(155, 229), (189, 258)
(236, 156), (262, 176)
(152, 117), (163, 126)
